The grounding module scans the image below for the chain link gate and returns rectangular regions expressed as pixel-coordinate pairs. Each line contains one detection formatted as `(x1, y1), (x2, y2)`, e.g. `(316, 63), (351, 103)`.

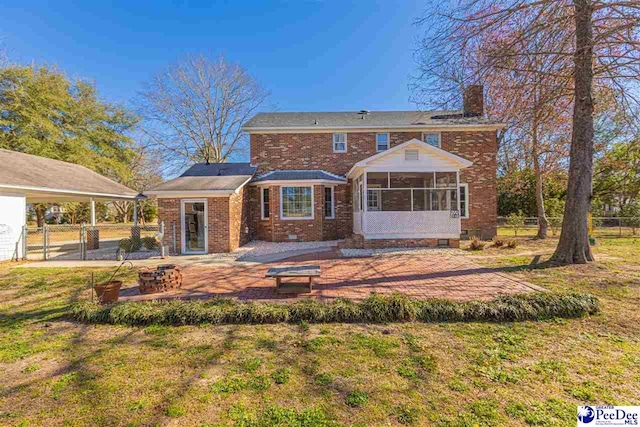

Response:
(25, 223), (163, 260)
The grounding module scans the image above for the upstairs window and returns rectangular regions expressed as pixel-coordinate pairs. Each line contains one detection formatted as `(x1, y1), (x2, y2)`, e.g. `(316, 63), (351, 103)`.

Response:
(333, 133), (347, 152)
(376, 133), (389, 152)
(422, 132), (441, 148)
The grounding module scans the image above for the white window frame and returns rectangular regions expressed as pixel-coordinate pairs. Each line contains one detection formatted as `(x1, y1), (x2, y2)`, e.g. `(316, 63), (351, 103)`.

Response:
(180, 199), (208, 255)
(367, 188), (381, 211)
(459, 183), (469, 219)
(333, 133), (347, 153)
(260, 187), (270, 220)
(324, 186), (335, 219)
(422, 132), (441, 148)
(280, 185), (314, 220)
(375, 133), (389, 152)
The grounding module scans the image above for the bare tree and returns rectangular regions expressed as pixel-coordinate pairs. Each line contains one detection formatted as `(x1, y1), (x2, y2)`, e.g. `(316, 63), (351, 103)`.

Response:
(413, 0), (640, 263)
(138, 55), (269, 170)
(112, 142), (163, 223)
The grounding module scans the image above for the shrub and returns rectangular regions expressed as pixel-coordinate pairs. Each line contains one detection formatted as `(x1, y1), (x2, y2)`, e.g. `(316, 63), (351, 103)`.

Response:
(469, 237), (486, 251)
(120, 236), (143, 252)
(142, 236), (157, 250)
(507, 239), (518, 249)
(131, 236), (143, 251)
(492, 237), (505, 247)
(119, 238), (133, 252)
(506, 211), (526, 237)
(71, 292), (599, 326)
(345, 390), (369, 407)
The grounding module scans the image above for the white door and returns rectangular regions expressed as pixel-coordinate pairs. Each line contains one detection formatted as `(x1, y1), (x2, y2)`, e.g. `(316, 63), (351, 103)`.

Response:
(181, 199), (208, 254)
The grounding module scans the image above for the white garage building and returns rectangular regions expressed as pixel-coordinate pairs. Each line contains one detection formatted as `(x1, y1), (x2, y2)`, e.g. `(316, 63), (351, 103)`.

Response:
(0, 149), (139, 261)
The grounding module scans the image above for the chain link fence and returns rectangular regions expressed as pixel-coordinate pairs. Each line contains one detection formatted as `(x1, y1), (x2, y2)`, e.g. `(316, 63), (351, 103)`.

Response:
(497, 217), (640, 237)
(23, 223), (163, 260)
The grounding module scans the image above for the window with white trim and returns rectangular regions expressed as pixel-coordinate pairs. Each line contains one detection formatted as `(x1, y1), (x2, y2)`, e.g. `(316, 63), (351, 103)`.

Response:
(376, 133), (389, 152)
(324, 187), (334, 219)
(367, 189), (380, 211)
(281, 186), (314, 219)
(459, 183), (469, 218)
(261, 187), (270, 219)
(333, 133), (347, 152)
(422, 132), (441, 148)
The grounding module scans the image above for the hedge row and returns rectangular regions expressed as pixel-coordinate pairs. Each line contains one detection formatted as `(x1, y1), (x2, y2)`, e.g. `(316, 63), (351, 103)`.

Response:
(71, 292), (599, 326)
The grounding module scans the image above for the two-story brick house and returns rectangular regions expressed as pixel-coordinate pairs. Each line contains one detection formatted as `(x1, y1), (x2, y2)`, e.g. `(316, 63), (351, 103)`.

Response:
(148, 86), (504, 254)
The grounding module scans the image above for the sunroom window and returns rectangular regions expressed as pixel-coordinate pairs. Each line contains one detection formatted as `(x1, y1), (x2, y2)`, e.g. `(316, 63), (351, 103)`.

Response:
(362, 172), (459, 213)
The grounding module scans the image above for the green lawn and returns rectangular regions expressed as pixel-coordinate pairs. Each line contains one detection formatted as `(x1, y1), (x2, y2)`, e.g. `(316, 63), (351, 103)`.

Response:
(0, 238), (639, 426)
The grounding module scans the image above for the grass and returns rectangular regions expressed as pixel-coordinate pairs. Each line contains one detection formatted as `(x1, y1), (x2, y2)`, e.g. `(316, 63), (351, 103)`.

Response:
(0, 236), (639, 425)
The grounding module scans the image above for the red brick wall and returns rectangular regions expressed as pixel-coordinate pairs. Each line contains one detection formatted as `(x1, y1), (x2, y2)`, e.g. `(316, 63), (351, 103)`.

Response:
(441, 132), (498, 239)
(229, 188), (251, 251)
(157, 194), (249, 254)
(251, 132), (422, 176)
(250, 130), (497, 239)
(248, 183), (349, 242)
(157, 198), (182, 254)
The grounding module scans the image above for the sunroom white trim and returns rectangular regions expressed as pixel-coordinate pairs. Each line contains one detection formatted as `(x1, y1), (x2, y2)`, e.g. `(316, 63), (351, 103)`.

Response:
(347, 139), (472, 179)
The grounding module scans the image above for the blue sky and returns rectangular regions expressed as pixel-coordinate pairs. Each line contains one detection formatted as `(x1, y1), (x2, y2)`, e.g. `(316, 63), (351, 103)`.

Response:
(2, 0), (426, 112)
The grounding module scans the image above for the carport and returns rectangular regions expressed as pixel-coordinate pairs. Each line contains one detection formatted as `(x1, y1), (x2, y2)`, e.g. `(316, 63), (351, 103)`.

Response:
(0, 149), (141, 261)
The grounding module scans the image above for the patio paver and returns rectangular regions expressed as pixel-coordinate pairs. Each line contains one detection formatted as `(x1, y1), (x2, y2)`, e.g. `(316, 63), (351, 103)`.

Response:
(119, 249), (543, 302)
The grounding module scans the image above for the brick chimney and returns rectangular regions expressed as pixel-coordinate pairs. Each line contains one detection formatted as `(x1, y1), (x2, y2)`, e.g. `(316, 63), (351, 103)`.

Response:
(463, 85), (484, 117)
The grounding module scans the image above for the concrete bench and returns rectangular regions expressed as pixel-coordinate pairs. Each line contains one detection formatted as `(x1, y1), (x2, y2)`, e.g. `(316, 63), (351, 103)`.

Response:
(265, 265), (321, 294)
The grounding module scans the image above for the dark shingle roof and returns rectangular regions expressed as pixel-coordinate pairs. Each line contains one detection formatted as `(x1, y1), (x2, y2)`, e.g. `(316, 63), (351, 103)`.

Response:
(0, 149), (137, 198)
(147, 163), (256, 193)
(181, 163), (257, 177)
(243, 111), (503, 130)
(252, 170), (347, 183)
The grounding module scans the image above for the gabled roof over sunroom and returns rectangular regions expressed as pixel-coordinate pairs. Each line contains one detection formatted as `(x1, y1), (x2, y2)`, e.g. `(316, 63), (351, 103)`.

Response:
(346, 139), (473, 179)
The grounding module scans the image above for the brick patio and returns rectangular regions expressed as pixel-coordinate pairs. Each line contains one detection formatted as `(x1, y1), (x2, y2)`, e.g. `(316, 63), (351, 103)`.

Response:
(119, 250), (542, 302)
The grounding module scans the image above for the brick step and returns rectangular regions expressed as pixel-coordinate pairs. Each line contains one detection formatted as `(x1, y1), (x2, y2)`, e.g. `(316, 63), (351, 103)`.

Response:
(338, 234), (365, 249)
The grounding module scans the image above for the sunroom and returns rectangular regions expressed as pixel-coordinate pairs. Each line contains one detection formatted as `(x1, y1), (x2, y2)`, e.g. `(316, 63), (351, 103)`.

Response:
(346, 139), (472, 242)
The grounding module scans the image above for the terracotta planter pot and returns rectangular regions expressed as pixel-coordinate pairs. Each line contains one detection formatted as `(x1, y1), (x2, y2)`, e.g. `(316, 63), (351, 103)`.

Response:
(94, 280), (122, 304)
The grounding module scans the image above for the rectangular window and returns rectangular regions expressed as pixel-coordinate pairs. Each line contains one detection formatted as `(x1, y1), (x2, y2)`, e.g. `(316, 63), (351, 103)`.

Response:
(422, 132), (441, 148)
(261, 188), (270, 219)
(367, 189), (380, 211)
(376, 133), (389, 152)
(333, 133), (347, 152)
(460, 184), (469, 218)
(324, 187), (334, 219)
(281, 186), (313, 219)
